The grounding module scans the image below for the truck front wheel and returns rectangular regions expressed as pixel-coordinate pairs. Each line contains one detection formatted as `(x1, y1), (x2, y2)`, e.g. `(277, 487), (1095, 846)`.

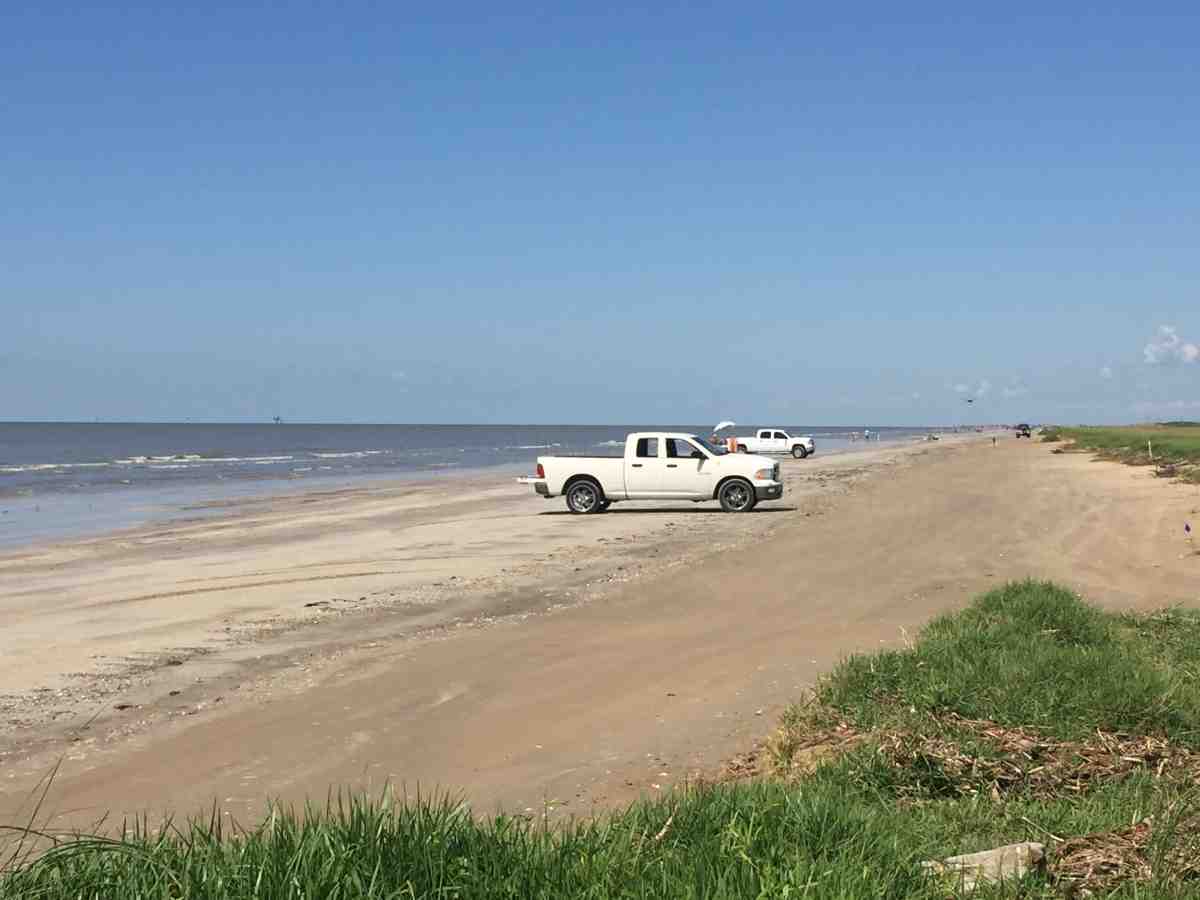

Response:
(791, 445), (808, 459)
(718, 478), (756, 513)
(565, 479), (604, 514)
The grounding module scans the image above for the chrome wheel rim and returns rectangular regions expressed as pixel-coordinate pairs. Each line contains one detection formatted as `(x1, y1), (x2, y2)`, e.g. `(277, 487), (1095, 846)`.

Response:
(724, 483), (750, 510)
(569, 484), (597, 512)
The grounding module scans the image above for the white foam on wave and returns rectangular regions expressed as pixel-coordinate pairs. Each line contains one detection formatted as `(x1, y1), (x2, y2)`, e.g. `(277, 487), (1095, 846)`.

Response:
(594, 440), (624, 447)
(209, 455), (295, 464)
(1, 462), (112, 473)
(117, 454), (294, 466)
(312, 450), (387, 459)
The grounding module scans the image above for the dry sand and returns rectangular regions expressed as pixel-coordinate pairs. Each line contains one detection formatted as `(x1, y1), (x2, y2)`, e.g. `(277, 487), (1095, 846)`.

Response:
(3, 436), (1199, 830)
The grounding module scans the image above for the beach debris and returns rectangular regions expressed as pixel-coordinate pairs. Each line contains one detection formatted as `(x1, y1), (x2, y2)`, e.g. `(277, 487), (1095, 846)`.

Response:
(722, 747), (764, 780)
(922, 841), (1045, 892)
(872, 716), (1196, 801)
(767, 709), (1198, 799)
(1052, 820), (1155, 894)
(113, 703), (135, 711)
(1050, 807), (1200, 893)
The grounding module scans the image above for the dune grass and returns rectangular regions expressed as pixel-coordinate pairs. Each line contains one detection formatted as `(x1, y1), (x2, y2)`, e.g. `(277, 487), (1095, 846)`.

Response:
(6, 582), (1200, 898)
(815, 581), (1200, 742)
(1046, 425), (1200, 469)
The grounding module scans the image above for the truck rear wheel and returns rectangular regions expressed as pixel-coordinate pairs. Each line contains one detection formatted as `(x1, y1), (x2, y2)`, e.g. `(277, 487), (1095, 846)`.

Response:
(565, 479), (603, 514)
(736, 445), (748, 453)
(792, 445), (808, 459)
(718, 478), (756, 513)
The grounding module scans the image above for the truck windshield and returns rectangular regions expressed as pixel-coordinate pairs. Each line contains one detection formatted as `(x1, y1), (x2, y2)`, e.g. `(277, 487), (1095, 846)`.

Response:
(693, 437), (729, 456)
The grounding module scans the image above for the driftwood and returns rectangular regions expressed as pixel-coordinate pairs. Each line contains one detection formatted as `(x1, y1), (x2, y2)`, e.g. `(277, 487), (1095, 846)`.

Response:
(923, 842), (1045, 891)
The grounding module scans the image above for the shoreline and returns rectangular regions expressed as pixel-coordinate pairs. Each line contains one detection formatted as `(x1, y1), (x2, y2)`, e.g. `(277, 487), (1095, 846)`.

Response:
(0, 434), (929, 551)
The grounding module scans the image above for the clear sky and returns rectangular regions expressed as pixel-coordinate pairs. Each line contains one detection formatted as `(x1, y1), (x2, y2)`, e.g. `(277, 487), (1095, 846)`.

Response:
(4, 2), (1198, 425)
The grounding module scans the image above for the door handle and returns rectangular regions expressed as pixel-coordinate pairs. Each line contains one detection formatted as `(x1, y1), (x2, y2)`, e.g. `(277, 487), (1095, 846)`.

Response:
(666, 464), (678, 468)
(631, 463), (643, 468)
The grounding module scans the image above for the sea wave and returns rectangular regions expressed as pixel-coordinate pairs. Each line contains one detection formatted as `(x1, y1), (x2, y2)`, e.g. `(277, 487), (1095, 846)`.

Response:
(204, 455), (296, 464)
(112, 453), (295, 466)
(0, 460), (114, 475)
(312, 450), (388, 459)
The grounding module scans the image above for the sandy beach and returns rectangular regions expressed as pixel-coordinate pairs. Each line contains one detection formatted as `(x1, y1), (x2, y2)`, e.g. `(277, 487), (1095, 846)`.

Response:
(3, 435), (1198, 830)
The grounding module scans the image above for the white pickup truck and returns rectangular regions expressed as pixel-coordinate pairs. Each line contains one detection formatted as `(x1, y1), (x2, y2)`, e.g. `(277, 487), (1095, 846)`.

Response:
(734, 429), (815, 459)
(518, 432), (783, 513)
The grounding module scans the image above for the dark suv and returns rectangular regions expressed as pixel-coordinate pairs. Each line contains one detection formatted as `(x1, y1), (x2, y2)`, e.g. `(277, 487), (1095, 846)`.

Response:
(1015, 424), (1032, 438)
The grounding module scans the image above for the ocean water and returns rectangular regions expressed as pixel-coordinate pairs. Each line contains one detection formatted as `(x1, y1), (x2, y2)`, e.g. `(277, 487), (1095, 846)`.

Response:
(0, 423), (937, 546)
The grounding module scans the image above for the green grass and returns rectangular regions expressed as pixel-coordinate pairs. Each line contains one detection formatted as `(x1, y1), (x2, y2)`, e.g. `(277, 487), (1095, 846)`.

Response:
(6, 582), (1200, 898)
(1045, 425), (1200, 468)
(816, 581), (1200, 742)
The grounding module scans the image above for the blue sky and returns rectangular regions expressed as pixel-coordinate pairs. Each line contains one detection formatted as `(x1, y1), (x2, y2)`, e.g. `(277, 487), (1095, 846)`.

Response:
(3, 2), (1198, 424)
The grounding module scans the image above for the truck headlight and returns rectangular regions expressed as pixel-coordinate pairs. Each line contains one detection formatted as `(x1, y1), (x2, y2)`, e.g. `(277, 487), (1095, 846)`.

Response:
(755, 467), (774, 480)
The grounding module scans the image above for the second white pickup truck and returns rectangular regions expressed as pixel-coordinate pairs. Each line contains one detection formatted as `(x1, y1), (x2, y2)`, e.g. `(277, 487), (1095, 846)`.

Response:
(518, 432), (783, 513)
(734, 429), (815, 459)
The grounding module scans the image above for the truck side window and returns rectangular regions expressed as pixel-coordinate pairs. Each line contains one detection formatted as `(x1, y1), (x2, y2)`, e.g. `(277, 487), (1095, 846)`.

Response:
(636, 438), (658, 458)
(773, 432), (787, 440)
(759, 431), (770, 439)
(666, 438), (702, 459)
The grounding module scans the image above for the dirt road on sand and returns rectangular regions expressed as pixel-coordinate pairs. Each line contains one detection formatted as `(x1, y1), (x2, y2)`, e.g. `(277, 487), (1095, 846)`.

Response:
(4, 437), (1199, 829)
